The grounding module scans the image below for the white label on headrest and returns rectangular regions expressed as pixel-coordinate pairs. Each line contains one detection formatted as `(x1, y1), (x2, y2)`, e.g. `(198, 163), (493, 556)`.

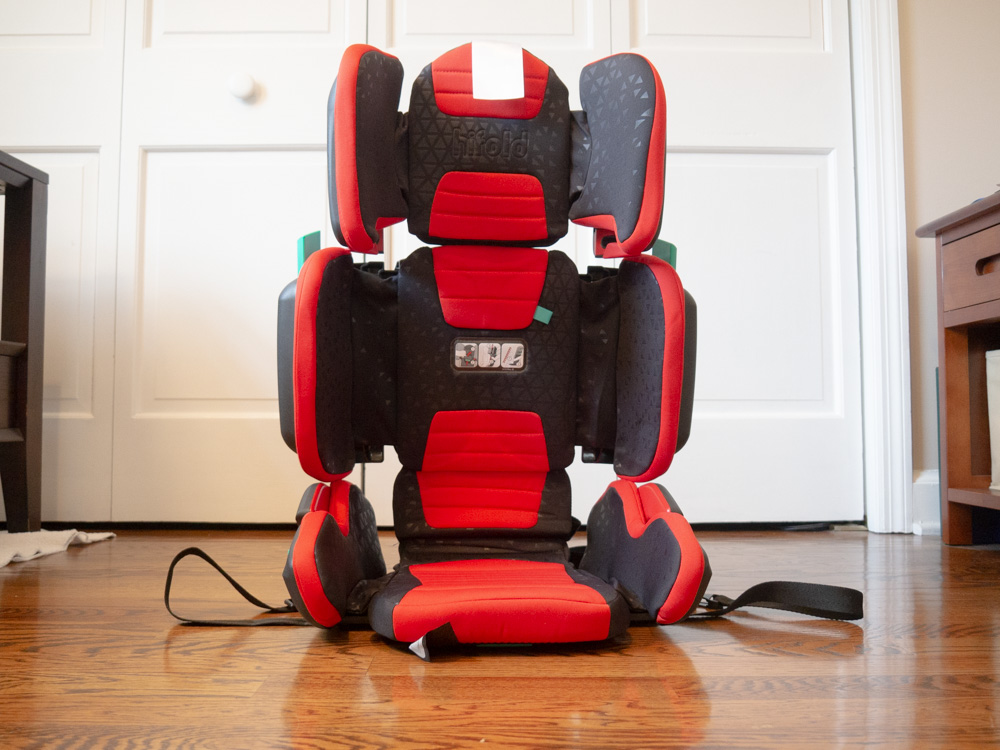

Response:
(471, 41), (525, 100)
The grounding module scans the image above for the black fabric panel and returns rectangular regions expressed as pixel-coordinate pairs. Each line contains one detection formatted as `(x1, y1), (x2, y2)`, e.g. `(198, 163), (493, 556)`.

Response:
(569, 110), (590, 205)
(576, 267), (619, 458)
(368, 566), (421, 640)
(283, 485), (387, 627)
(335, 484), (388, 583)
(568, 54), (659, 243)
(354, 51), (408, 236)
(398, 539), (570, 566)
(350, 265), (398, 454)
(277, 279), (297, 452)
(676, 290), (697, 453)
(580, 485), (686, 620)
(614, 261), (665, 478)
(395, 247), (579, 471)
(315, 254), (355, 475)
(328, 51), (408, 248)
(393, 468), (573, 541)
(406, 65), (571, 246)
(565, 564), (630, 639)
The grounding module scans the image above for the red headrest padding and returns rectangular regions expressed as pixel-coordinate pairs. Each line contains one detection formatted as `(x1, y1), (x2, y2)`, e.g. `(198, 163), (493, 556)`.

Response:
(429, 172), (548, 243)
(431, 44), (550, 120)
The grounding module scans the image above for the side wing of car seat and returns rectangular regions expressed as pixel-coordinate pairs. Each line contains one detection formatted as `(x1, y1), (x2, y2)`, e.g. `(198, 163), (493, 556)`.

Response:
(328, 45), (408, 253)
(278, 42), (416, 624)
(278, 244), (397, 625)
(568, 54), (707, 623)
(575, 252), (707, 623)
(581, 481), (710, 625)
(569, 53), (666, 258)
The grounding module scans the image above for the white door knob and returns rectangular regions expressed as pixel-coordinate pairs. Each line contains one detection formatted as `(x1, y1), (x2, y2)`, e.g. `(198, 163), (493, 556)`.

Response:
(228, 72), (257, 102)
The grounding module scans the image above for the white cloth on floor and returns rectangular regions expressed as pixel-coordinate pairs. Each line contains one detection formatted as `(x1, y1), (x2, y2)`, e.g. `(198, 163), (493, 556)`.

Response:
(0, 529), (115, 568)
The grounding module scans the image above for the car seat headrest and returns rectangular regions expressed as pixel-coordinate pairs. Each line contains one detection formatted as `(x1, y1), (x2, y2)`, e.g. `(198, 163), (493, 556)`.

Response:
(407, 42), (571, 248)
(327, 43), (666, 257)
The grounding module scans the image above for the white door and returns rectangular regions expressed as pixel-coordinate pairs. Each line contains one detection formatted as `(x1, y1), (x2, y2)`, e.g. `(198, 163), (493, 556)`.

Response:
(111, 0), (366, 521)
(0, 0), (126, 522)
(621, 0), (864, 522)
(4, 0), (864, 526)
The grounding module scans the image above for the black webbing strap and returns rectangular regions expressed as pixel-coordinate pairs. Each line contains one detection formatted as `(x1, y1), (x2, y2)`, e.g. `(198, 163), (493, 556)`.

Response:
(685, 580), (863, 622)
(164, 547), (308, 626)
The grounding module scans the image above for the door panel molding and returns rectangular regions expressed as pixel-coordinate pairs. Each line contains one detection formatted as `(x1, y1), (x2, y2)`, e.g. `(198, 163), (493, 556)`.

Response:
(849, 0), (912, 533)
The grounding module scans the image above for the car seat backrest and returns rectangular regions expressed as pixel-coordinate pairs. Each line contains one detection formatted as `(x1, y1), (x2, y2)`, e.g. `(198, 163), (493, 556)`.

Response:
(309, 42), (673, 553)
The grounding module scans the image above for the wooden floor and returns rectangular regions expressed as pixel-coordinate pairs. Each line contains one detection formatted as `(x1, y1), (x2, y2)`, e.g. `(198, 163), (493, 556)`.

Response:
(1, 528), (999, 748)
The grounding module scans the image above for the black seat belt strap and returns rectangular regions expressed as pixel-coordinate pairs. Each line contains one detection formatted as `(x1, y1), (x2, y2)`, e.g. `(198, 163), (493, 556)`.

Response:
(685, 580), (863, 622)
(164, 547), (308, 626)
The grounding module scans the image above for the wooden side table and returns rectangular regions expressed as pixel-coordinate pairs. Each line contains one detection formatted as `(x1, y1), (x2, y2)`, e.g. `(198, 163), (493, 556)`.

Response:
(918, 192), (1000, 544)
(0, 151), (48, 533)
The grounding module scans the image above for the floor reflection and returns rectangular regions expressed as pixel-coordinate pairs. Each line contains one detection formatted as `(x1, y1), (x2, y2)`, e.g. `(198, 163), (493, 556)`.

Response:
(280, 628), (712, 747)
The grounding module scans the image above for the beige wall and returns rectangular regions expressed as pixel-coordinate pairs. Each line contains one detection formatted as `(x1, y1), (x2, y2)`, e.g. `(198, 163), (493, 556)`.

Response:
(898, 0), (1000, 473)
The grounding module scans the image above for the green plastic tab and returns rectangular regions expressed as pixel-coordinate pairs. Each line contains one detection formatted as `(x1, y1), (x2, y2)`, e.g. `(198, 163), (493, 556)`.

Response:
(533, 306), (553, 325)
(297, 231), (322, 271)
(651, 239), (677, 268)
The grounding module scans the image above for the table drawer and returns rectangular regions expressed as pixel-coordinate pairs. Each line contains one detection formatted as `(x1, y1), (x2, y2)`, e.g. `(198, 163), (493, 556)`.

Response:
(943, 222), (1000, 312)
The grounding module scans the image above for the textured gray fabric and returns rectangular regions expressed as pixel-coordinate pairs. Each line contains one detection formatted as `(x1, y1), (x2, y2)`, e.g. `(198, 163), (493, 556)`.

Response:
(569, 54), (659, 243)
(614, 261), (665, 477)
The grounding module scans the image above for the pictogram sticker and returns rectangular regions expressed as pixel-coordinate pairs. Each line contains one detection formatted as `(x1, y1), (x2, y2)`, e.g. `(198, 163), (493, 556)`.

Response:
(453, 339), (526, 371)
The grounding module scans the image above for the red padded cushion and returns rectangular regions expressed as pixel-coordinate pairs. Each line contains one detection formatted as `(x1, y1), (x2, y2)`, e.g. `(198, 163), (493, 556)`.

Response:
(431, 44), (549, 119)
(416, 470), (547, 529)
(429, 172), (547, 243)
(391, 559), (612, 643)
(333, 45), (376, 252)
(417, 410), (550, 530)
(432, 245), (548, 330)
(422, 410), (549, 472)
(293, 248), (353, 483)
(307, 480), (351, 536)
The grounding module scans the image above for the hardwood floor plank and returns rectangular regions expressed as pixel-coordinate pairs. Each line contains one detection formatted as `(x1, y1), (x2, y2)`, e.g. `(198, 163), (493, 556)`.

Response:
(2, 529), (1000, 748)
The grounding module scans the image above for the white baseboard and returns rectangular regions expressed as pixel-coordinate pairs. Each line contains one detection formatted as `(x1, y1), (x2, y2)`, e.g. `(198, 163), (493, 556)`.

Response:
(912, 470), (941, 535)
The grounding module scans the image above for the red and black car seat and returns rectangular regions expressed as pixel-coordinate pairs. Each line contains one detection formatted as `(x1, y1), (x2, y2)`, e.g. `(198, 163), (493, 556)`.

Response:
(276, 42), (859, 652)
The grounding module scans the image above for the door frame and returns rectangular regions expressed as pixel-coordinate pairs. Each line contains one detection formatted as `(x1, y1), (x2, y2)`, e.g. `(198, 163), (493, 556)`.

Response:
(849, 0), (913, 533)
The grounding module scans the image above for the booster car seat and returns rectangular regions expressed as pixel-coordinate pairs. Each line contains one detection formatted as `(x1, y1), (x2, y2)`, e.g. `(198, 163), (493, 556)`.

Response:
(275, 42), (859, 653)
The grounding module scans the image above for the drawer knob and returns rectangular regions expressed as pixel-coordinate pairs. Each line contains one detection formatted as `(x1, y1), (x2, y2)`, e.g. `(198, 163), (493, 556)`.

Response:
(228, 72), (258, 102)
(976, 252), (1000, 276)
